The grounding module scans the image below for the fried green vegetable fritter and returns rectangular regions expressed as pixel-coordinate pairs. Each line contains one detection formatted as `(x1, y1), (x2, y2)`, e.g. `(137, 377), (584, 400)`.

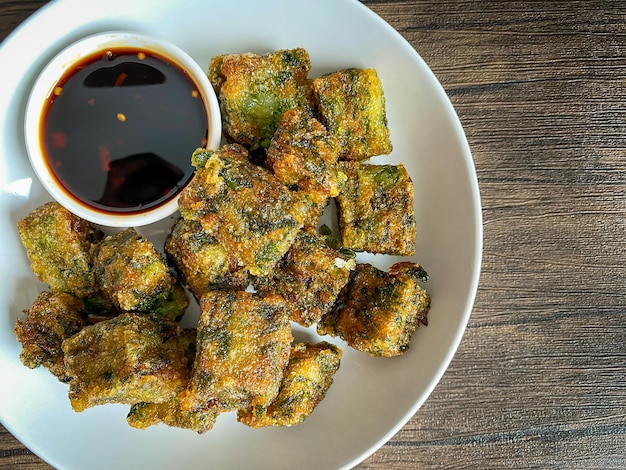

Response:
(127, 328), (220, 433)
(14, 291), (85, 382)
(62, 313), (189, 412)
(180, 291), (292, 413)
(17, 201), (104, 298)
(165, 218), (250, 300)
(253, 230), (355, 327)
(209, 48), (314, 147)
(266, 109), (345, 228)
(92, 228), (188, 319)
(313, 68), (392, 161)
(266, 108), (343, 198)
(336, 161), (416, 256)
(238, 342), (342, 427)
(318, 262), (430, 357)
(178, 145), (307, 276)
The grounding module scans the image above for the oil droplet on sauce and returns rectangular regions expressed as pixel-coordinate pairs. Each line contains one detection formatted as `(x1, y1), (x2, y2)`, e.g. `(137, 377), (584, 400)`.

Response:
(42, 47), (208, 214)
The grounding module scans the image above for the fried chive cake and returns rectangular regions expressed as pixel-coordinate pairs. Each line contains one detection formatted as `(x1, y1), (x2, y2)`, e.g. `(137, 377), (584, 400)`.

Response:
(62, 313), (189, 412)
(266, 108), (345, 228)
(127, 397), (220, 434)
(14, 291), (85, 382)
(178, 144), (306, 276)
(238, 342), (342, 427)
(180, 291), (292, 413)
(253, 229), (355, 327)
(165, 218), (250, 300)
(17, 201), (104, 298)
(209, 48), (314, 147)
(318, 262), (430, 357)
(313, 68), (392, 161)
(336, 161), (416, 256)
(92, 228), (188, 320)
(127, 328), (220, 433)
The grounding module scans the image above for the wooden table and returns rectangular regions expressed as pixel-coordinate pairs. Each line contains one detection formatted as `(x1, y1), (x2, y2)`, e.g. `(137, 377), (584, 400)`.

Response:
(2, 1), (625, 468)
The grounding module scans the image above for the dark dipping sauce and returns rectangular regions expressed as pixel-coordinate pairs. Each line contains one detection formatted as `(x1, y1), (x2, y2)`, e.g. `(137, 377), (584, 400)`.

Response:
(42, 47), (208, 214)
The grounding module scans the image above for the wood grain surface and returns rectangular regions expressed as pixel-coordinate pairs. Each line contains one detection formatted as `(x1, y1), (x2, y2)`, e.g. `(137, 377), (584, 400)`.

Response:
(2, 1), (625, 469)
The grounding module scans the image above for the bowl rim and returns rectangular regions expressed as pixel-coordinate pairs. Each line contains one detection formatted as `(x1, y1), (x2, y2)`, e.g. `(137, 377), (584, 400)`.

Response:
(23, 30), (222, 228)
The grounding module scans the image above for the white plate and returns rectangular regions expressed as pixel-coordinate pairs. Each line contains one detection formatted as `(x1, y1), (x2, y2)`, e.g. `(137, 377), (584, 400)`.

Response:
(0, 1), (482, 469)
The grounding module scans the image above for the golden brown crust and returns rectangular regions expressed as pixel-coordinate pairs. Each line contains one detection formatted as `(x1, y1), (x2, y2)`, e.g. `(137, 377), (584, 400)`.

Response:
(318, 262), (430, 357)
(336, 162), (416, 256)
(178, 145), (305, 276)
(265, 109), (345, 228)
(208, 49), (314, 147)
(127, 399), (219, 433)
(266, 108), (343, 198)
(180, 291), (292, 412)
(253, 230), (355, 327)
(16, 201), (104, 298)
(238, 342), (342, 427)
(165, 218), (250, 299)
(14, 291), (85, 382)
(313, 68), (392, 161)
(92, 228), (188, 319)
(126, 328), (220, 433)
(62, 313), (189, 412)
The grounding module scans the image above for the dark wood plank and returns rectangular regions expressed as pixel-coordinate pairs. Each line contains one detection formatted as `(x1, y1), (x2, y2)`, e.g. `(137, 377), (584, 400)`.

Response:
(0, 425), (52, 469)
(0, 0), (48, 40)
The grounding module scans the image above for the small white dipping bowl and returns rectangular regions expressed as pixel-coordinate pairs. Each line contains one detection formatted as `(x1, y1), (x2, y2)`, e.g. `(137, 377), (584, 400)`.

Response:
(24, 31), (221, 227)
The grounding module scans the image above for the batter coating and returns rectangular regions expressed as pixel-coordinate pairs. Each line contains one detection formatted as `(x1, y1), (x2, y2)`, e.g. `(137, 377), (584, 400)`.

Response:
(17, 201), (104, 298)
(178, 145), (306, 276)
(238, 342), (342, 427)
(266, 109), (345, 228)
(92, 228), (188, 320)
(127, 328), (220, 433)
(180, 291), (292, 412)
(209, 48), (314, 147)
(14, 291), (85, 382)
(62, 313), (189, 412)
(253, 229), (355, 327)
(336, 161), (416, 256)
(318, 262), (430, 357)
(313, 68), (392, 161)
(165, 218), (250, 300)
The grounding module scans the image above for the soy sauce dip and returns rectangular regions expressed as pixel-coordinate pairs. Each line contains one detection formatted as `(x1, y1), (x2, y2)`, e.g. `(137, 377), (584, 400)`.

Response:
(41, 47), (209, 214)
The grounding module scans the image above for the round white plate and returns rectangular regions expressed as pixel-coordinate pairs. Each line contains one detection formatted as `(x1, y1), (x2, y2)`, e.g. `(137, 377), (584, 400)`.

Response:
(0, 1), (482, 469)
